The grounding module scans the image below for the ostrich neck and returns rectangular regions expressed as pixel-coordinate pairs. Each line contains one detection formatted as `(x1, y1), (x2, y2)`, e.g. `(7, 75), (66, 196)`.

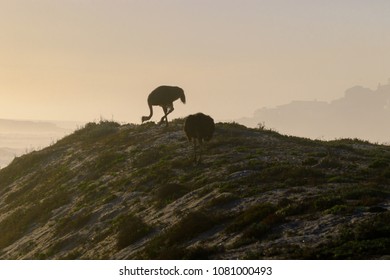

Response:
(146, 102), (153, 119)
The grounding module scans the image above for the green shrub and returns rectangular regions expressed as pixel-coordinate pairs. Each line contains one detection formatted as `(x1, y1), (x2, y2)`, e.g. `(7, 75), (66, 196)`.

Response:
(164, 211), (217, 244)
(154, 183), (189, 205)
(206, 193), (239, 209)
(305, 212), (390, 259)
(369, 159), (390, 169)
(227, 203), (278, 233)
(56, 212), (94, 235)
(315, 156), (343, 169)
(116, 214), (151, 250)
(140, 211), (223, 259)
(259, 165), (324, 186)
(302, 157), (319, 166)
(325, 205), (351, 215)
(0, 190), (70, 249)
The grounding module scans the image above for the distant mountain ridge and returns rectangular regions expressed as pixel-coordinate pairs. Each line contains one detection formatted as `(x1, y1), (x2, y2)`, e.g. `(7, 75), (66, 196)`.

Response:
(0, 119), (67, 133)
(238, 82), (390, 143)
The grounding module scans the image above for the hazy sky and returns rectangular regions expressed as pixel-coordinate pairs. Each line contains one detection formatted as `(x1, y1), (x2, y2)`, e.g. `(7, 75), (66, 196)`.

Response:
(1, 0), (390, 123)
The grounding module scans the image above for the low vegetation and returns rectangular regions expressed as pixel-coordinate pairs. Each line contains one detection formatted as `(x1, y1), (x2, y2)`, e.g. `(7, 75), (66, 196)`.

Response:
(0, 120), (389, 259)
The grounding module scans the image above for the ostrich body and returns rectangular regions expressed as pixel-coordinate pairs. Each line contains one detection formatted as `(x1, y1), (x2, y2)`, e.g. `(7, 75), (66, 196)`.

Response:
(184, 113), (215, 163)
(141, 85), (186, 126)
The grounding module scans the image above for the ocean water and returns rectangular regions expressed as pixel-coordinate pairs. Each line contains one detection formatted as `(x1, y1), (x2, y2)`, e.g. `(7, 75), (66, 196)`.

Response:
(0, 120), (80, 169)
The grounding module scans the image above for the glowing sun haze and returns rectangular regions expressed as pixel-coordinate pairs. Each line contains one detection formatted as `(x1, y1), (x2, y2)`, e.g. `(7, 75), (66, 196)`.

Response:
(1, 0), (390, 123)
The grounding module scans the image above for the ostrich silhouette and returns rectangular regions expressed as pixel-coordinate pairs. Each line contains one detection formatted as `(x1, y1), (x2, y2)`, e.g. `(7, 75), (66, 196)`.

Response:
(141, 85), (186, 126)
(184, 113), (215, 163)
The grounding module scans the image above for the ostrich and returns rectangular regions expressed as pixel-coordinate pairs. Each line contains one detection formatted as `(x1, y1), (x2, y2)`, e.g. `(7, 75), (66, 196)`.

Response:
(141, 85), (186, 126)
(184, 113), (215, 163)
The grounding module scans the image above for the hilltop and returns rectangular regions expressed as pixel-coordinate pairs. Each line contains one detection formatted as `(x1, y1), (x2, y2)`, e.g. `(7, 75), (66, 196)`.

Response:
(0, 120), (390, 259)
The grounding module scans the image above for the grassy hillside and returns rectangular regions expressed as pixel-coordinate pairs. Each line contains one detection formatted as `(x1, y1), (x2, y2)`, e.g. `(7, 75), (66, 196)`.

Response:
(0, 119), (390, 259)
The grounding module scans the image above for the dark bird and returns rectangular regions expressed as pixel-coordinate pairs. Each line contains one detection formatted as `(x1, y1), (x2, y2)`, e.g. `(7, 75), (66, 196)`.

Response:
(141, 85), (186, 126)
(184, 113), (215, 163)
